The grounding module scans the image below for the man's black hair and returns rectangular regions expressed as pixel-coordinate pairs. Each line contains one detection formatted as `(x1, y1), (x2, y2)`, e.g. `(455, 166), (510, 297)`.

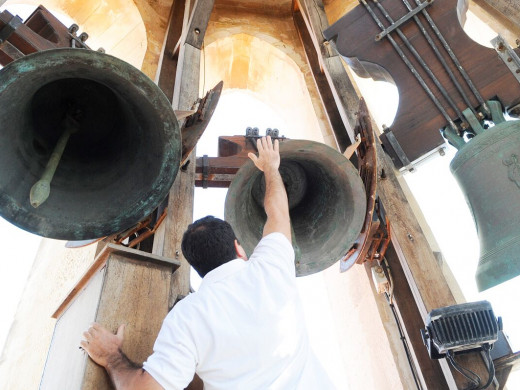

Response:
(181, 216), (238, 277)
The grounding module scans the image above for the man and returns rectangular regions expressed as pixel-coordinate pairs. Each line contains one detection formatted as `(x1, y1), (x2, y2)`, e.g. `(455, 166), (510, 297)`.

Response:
(81, 136), (334, 389)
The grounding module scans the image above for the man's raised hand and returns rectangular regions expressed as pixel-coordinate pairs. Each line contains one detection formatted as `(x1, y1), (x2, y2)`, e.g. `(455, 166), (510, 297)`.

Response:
(248, 136), (280, 173)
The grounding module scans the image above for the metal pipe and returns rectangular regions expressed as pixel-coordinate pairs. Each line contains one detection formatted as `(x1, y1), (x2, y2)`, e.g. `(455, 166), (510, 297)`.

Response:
(29, 114), (80, 208)
(359, 0), (459, 132)
(373, 0), (466, 125)
(413, 0), (490, 115)
(400, 0), (478, 118)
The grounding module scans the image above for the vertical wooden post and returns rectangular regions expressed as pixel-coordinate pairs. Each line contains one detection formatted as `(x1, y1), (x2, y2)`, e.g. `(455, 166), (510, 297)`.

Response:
(152, 0), (215, 306)
(297, 0), (496, 388)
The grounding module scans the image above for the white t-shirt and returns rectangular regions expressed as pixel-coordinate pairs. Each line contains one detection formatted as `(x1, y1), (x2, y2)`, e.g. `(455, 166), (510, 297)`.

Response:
(143, 232), (334, 390)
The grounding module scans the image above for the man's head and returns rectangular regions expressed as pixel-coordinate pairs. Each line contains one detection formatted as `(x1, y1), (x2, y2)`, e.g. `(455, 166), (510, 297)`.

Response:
(181, 216), (247, 277)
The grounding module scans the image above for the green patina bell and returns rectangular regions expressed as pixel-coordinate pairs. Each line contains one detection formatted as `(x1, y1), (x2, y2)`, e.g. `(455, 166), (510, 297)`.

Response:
(225, 139), (366, 276)
(449, 103), (520, 291)
(0, 49), (181, 240)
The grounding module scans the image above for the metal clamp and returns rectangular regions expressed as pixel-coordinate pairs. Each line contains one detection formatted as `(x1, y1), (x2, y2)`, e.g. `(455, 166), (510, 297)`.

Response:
(0, 14), (22, 44)
(492, 35), (520, 85)
(382, 126), (414, 171)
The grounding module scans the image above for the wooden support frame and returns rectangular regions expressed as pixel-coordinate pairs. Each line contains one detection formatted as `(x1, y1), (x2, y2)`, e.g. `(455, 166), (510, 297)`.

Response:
(296, 0), (500, 387)
(40, 244), (180, 390)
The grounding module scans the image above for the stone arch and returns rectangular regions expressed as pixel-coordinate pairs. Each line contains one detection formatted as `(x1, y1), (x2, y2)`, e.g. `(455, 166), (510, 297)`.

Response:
(202, 32), (334, 144)
(202, 33), (328, 142)
(3, 0), (148, 71)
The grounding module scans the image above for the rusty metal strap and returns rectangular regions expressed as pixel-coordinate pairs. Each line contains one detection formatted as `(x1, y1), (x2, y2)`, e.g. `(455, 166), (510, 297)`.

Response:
(202, 154), (209, 189)
(492, 35), (520, 86)
(0, 14), (23, 44)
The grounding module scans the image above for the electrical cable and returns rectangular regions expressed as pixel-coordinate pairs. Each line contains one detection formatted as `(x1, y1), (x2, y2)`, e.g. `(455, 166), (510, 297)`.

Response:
(447, 350), (481, 389)
(202, 40), (206, 95)
(478, 345), (495, 390)
(384, 291), (423, 390)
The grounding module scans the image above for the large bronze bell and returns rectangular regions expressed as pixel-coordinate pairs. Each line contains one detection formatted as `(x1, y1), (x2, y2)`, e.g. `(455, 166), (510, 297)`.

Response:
(450, 105), (520, 291)
(225, 139), (366, 276)
(0, 49), (181, 240)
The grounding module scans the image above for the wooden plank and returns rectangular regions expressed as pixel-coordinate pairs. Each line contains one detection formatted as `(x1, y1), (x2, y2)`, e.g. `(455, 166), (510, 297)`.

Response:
(81, 253), (173, 389)
(183, 0), (216, 49)
(297, 0), (360, 142)
(293, 9), (350, 151)
(52, 244), (180, 319)
(156, 0), (187, 102)
(153, 0), (211, 306)
(382, 245), (449, 389)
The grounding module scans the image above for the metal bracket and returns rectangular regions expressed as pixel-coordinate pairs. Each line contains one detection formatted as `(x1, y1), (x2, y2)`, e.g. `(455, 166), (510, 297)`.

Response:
(382, 127), (414, 171)
(0, 14), (22, 44)
(492, 35), (520, 85)
(375, 0), (434, 41)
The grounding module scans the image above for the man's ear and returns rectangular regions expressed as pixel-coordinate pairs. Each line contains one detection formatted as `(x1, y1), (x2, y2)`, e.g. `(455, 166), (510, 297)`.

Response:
(234, 239), (248, 260)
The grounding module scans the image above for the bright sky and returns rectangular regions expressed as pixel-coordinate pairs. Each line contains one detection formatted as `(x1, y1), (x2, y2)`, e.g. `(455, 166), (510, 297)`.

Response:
(1, 2), (519, 388)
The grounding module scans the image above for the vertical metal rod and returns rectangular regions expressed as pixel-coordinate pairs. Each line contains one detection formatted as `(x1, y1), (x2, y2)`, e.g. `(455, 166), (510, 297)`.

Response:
(373, 0), (466, 124)
(413, 0), (490, 115)
(359, 0), (459, 132)
(29, 115), (79, 208)
(400, 0), (479, 118)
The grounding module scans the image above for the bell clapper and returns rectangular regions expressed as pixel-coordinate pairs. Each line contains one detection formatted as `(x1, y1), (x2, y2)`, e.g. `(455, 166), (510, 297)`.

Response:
(30, 110), (81, 208)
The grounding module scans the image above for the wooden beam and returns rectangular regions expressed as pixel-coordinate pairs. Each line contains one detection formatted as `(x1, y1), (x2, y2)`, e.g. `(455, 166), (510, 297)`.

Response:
(41, 245), (177, 390)
(156, 0), (188, 102)
(184, 0), (215, 49)
(381, 244), (449, 389)
(153, 0), (214, 305)
(296, 0), (360, 143)
(375, 135), (497, 388)
(293, 9), (350, 151)
(476, 0), (520, 30)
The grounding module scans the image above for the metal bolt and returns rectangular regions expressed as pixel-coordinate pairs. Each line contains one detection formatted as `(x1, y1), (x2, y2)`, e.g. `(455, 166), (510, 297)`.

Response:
(375, 266), (383, 274)
(516, 69), (520, 74)
(407, 233), (414, 242)
(498, 42), (505, 52)
(508, 57), (513, 62)
(194, 28), (200, 34)
(439, 147), (446, 157)
(175, 250), (180, 259)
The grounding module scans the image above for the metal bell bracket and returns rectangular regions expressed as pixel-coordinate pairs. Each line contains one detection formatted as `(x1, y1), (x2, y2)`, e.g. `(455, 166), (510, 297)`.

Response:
(442, 100), (506, 150)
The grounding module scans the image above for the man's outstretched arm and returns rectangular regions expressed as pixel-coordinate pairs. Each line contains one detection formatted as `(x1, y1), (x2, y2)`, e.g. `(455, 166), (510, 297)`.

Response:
(248, 136), (291, 242)
(81, 323), (162, 390)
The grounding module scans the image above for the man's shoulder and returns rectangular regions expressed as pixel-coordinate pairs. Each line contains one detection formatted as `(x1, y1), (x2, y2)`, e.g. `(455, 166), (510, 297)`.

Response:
(165, 291), (203, 322)
(250, 232), (295, 274)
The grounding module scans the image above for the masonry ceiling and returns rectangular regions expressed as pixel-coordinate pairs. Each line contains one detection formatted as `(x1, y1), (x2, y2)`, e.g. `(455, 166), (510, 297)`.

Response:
(215, 0), (293, 16)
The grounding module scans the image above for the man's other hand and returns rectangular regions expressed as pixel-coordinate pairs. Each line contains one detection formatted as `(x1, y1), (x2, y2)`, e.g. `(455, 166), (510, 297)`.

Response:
(81, 322), (125, 368)
(248, 136), (280, 173)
